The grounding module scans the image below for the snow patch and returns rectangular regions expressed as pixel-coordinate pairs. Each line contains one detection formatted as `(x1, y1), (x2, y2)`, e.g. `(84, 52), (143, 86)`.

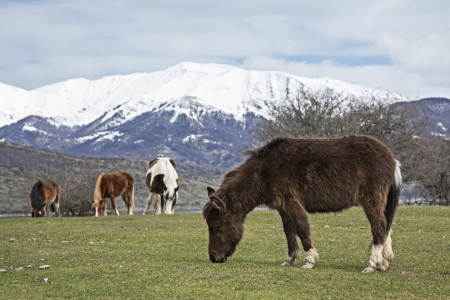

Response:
(22, 125), (47, 135)
(74, 131), (122, 143)
(437, 122), (447, 132)
(182, 134), (203, 143)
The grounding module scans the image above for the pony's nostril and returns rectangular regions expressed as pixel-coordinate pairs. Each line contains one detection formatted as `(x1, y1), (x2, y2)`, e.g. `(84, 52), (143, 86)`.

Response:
(219, 257), (225, 263)
(210, 255), (216, 262)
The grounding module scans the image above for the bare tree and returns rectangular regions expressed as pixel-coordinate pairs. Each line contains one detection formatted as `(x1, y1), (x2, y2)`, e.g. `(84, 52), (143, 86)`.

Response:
(54, 166), (100, 216)
(251, 89), (450, 205)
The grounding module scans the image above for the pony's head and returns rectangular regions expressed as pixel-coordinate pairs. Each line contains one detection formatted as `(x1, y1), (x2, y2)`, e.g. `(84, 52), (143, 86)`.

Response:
(31, 206), (45, 217)
(203, 187), (244, 263)
(90, 199), (106, 217)
(162, 185), (179, 214)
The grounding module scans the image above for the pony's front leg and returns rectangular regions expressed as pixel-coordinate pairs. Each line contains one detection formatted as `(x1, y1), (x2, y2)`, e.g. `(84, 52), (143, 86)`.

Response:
(155, 195), (162, 215)
(110, 195), (120, 215)
(278, 208), (301, 266)
(143, 193), (154, 215)
(279, 202), (318, 269)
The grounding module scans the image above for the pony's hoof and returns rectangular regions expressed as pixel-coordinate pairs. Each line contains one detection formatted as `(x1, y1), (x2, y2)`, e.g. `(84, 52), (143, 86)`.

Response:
(378, 260), (389, 271)
(362, 267), (376, 273)
(302, 263), (315, 269)
(281, 261), (294, 267)
(377, 264), (388, 271)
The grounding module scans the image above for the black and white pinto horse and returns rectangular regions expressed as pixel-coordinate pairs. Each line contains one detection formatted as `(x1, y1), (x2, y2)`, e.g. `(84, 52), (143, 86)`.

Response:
(143, 158), (179, 215)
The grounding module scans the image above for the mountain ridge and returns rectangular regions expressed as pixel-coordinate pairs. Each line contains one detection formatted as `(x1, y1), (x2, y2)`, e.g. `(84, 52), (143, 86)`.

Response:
(3, 62), (446, 167)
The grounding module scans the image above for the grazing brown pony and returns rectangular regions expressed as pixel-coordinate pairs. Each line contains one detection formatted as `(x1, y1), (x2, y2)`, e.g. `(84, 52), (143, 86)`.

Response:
(90, 171), (134, 217)
(29, 180), (60, 217)
(203, 136), (402, 273)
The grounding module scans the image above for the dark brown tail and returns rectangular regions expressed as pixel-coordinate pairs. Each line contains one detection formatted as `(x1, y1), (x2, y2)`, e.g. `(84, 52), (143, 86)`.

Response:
(384, 160), (402, 234)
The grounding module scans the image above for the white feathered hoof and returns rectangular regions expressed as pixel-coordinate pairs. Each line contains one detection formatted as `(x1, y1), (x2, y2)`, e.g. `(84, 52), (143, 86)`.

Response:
(302, 262), (315, 269)
(281, 260), (294, 267)
(362, 267), (376, 273)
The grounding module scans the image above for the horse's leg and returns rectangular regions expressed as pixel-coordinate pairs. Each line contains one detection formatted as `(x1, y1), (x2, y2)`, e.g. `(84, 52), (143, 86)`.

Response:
(278, 201), (318, 268)
(361, 198), (387, 273)
(110, 195), (119, 215)
(103, 201), (108, 216)
(53, 190), (60, 217)
(382, 229), (394, 269)
(143, 193), (154, 215)
(127, 186), (134, 215)
(171, 191), (179, 214)
(122, 192), (133, 215)
(44, 203), (50, 217)
(155, 195), (162, 215)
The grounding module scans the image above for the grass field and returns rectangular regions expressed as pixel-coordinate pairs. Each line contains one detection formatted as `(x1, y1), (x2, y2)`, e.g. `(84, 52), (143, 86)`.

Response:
(1, 206), (449, 299)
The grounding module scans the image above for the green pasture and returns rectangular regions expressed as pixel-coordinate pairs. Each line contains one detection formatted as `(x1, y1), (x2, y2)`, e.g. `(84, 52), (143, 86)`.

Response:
(1, 206), (449, 299)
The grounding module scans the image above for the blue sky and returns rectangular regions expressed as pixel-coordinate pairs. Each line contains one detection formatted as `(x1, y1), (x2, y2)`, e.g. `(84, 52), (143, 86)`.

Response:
(0, 0), (449, 98)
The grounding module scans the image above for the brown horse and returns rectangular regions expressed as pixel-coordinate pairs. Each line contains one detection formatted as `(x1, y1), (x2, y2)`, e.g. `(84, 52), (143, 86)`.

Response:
(29, 180), (60, 217)
(90, 171), (134, 217)
(203, 136), (402, 273)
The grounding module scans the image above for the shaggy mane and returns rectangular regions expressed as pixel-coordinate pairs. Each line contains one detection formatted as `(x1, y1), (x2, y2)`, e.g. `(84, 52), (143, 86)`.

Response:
(243, 136), (290, 157)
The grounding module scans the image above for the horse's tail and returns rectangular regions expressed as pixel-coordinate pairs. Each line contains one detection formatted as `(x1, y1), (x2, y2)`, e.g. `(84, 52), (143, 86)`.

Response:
(384, 160), (402, 235)
(31, 181), (44, 212)
(131, 184), (135, 208)
(93, 174), (104, 200)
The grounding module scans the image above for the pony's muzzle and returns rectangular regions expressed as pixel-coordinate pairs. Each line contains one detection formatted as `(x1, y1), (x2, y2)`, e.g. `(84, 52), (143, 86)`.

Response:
(210, 255), (227, 263)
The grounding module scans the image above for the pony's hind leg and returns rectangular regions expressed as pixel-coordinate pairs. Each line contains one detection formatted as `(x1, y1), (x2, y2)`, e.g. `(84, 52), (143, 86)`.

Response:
(110, 195), (120, 215)
(143, 193), (154, 215)
(44, 203), (51, 217)
(382, 229), (394, 269)
(54, 188), (60, 217)
(122, 192), (133, 215)
(52, 202), (60, 217)
(361, 201), (387, 273)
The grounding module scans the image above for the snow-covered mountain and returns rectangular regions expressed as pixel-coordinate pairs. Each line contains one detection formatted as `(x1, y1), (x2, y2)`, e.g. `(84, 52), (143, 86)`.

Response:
(0, 62), (415, 167)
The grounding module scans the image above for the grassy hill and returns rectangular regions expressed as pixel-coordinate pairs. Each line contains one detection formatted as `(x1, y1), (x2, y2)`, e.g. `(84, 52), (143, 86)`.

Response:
(0, 142), (225, 215)
(0, 207), (449, 299)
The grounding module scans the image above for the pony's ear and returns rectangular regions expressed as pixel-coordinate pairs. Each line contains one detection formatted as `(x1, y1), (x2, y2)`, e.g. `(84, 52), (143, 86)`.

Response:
(207, 187), (225, 212)
(90, 199), (94, 203)
(207, 187), (216, 199)
(211, 196), (226, 212)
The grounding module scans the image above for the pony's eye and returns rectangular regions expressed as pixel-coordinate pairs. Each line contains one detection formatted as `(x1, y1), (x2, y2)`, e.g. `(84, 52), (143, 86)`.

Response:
(213, 227), (222, 233)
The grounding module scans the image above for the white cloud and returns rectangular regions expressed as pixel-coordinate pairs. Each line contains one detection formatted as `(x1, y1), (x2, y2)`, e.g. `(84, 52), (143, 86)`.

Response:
(0, 0), (448, 98)
(379, 32), (450, 86)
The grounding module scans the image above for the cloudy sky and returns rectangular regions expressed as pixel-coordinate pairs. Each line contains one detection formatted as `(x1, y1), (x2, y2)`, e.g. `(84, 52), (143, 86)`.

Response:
(0, 0), (448, 98)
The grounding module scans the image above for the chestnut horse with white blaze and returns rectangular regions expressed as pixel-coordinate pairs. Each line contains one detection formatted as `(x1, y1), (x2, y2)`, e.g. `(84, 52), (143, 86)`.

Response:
(90, 171), (134, 217)
(143, 158), (179, 215)
(29, 180), (60, 217)
(203, 136), (402, 273)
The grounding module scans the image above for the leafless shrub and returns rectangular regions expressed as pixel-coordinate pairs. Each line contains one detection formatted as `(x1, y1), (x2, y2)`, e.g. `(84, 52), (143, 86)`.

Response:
(53, 166), (100, 216)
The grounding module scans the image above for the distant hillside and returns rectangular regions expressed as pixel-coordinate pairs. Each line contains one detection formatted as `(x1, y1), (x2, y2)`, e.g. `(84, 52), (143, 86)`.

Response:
(0, 142), (225, 215)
